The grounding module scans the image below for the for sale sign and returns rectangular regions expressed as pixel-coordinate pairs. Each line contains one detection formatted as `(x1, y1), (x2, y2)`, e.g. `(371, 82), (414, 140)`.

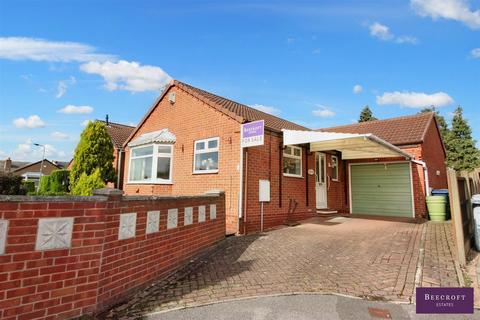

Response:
(241, 120), (264, 148)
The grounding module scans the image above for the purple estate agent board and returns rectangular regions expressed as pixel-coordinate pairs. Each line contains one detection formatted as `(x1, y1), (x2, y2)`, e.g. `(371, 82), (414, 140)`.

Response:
(241, 120), (264, 148)
(416, 287), (474, 314)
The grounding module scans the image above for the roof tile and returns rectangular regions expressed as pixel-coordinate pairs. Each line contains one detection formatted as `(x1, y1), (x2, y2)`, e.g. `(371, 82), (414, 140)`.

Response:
(320, 112), (435, 146)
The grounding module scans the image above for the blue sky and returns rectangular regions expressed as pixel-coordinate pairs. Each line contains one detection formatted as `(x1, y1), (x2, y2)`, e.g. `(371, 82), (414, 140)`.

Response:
(0, 0), (479, 162)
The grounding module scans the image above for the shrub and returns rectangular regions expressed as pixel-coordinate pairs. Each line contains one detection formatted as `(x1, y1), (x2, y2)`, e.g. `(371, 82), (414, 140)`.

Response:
(71, 169), (105, 196)
(0, 174), (26, 195)
(70, 121), (115, 191)
(22, 180), (36, 194)
(38, 169), (70, 195)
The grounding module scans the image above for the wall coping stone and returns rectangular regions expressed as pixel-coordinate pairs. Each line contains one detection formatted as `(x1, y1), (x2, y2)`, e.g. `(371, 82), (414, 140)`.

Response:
(0, 195), (108, 202)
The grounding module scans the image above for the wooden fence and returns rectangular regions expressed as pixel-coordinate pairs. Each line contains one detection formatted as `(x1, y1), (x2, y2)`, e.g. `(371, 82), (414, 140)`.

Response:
(447, 168), (480, 265)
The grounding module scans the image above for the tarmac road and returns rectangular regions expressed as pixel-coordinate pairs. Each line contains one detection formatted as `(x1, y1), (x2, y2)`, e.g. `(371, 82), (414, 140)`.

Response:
(147, 294), (479, 320)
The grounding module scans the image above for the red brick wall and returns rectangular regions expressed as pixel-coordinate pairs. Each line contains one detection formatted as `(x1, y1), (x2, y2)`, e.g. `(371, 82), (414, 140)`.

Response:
(325, 153), (349, 212)
(420, 121), (448, 189)
(123, 85), (241, 234)
(0, 192), (225, 320)
(240, 132), (317, 234)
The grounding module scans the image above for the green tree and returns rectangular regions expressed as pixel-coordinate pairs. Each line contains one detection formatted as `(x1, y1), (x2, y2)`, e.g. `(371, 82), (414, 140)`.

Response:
(71, 169), (105, 196)
(444, 107), (480, 171)
(358, 106), (377, 122)
(419, 107), (449, 139)
(70, 121), (115, 191)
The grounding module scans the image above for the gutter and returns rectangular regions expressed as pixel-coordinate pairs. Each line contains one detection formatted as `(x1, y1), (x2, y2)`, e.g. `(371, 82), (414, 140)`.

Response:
(412, 159), (430, 196)
(365, 134), (412, 160)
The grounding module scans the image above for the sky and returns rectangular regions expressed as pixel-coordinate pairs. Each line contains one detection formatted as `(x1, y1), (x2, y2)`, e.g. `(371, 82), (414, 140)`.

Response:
(0, 0), (479, 162)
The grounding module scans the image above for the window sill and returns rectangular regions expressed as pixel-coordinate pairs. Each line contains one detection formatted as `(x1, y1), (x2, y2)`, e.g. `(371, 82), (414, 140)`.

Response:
(193, 170), (219, 175)
(127, 181), (173, 185)
(332, 179), (339, 182)
(283, 173), (304, 179)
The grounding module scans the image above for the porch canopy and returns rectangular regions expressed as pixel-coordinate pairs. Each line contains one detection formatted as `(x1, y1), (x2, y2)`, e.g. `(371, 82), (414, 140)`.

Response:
(282, 130), (411, 160)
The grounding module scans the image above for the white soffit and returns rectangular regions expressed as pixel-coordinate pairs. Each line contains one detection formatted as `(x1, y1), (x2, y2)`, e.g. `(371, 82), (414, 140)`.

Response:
(282, 129), (411, 160)
(128, 129), (176, 147)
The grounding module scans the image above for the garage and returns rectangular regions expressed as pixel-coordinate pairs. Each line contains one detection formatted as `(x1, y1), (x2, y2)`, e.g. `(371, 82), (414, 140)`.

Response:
(349, 162), (414, 217)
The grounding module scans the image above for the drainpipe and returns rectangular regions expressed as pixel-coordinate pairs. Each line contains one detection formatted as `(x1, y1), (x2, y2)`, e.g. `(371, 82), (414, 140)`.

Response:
(238, 145), (243, 234)
(412, 159), (430, 196)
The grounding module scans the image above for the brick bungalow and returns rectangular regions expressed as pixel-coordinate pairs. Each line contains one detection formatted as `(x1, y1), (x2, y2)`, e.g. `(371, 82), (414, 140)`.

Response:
(122, 80), (447, 234)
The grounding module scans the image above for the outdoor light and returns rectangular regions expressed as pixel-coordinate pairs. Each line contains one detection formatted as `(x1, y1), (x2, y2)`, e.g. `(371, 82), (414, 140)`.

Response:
(33, 142), (46, 194)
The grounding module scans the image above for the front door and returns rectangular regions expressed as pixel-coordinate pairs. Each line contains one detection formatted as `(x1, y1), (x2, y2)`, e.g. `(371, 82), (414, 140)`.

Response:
(315, 153), (327, 209)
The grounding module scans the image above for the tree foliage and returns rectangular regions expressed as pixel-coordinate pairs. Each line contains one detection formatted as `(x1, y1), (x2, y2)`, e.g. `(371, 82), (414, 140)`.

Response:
(444, 107), (480, 171)
(71, 169), (105, 196)
(38, 169), (70, 195)
(358, 106), (377, 122)
(70, 121), (115, 191)
(0, 174), (26, 195)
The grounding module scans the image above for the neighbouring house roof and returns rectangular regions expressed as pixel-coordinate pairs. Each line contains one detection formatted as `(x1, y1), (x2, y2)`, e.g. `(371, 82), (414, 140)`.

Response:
(97, 120), (136, 149)
(13, 159), (61, 173)
(0, 160), (30, 174)
(319, 112), (437, 146)
(125, 80), (308, 146)
(128, 129), (176, 147)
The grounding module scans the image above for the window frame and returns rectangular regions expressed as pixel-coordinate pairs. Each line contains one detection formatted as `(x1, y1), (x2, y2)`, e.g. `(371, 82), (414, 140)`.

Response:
(193, 137), (220, 174)
(283, 145), (303, 178)
(331, 155), (339, 181)
(127, 143), (173, 184)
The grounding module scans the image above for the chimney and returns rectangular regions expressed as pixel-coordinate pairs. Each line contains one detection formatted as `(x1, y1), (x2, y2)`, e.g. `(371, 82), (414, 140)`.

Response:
(4, 157), (11, 173)
(105, 114), (109, 126)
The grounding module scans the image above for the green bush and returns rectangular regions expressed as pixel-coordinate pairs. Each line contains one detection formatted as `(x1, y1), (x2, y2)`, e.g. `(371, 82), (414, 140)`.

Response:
(70, 121), (115, 191)
(22, 180), (36, 194)
(38, 169), (70, 195)
(0, 174), (26, 195)
(71, 169), (105, 196)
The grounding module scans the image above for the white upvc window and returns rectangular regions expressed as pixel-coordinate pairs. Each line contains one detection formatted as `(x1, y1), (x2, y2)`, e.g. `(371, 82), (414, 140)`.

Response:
(283, 145), (302, 178)
(128, 144), (173, 184)
(331, 155), (339, 181)
(193, 137), (219, 174)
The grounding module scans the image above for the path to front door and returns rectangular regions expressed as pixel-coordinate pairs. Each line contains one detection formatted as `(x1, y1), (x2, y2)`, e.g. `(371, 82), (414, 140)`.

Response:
(104, 219), (461, 319)
(315, 152), (327, 209)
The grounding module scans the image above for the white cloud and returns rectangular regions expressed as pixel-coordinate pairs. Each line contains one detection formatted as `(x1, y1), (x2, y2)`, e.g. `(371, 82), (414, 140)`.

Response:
(471, 48), (480, 58)
(80, 60), (172, 93)
(250, 104), (282, 116)
(353, 84), (363, 94)
(312, 105), (336, 118)
(396, 36), (419, 44)
(12, 140), (67, 161)
(411, 0), (480, 29)
(286, 37), (295, 44)
(55, 76), (76, 98)
(376, 91), (454, 108)
(58, 105), (93, 114)
(370, 22), (394, 40)
(51, 131), (69, 140)
(0, 37), (114, 62)
(369, 22), (418, 44)
(12, 115), (45, 128)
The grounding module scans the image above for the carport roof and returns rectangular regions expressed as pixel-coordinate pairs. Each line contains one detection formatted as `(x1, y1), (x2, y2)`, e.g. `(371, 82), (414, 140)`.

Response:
(282, 130), (412, 160)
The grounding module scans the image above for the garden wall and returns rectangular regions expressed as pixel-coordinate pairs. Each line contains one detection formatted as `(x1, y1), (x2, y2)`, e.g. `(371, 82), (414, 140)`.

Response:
(0, 189), (225, 319)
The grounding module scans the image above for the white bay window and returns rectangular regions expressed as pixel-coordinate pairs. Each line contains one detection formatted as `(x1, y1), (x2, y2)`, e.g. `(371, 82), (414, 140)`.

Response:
(129, 144), (173, 183)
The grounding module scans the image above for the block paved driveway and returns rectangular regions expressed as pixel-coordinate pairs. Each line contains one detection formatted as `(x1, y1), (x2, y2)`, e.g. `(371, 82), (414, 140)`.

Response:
(105, 217), (460, 319)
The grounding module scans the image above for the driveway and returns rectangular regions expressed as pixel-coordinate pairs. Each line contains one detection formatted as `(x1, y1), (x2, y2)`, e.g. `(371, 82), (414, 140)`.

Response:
(105, 217), (460, 319)
(147, 294), (479, 320)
